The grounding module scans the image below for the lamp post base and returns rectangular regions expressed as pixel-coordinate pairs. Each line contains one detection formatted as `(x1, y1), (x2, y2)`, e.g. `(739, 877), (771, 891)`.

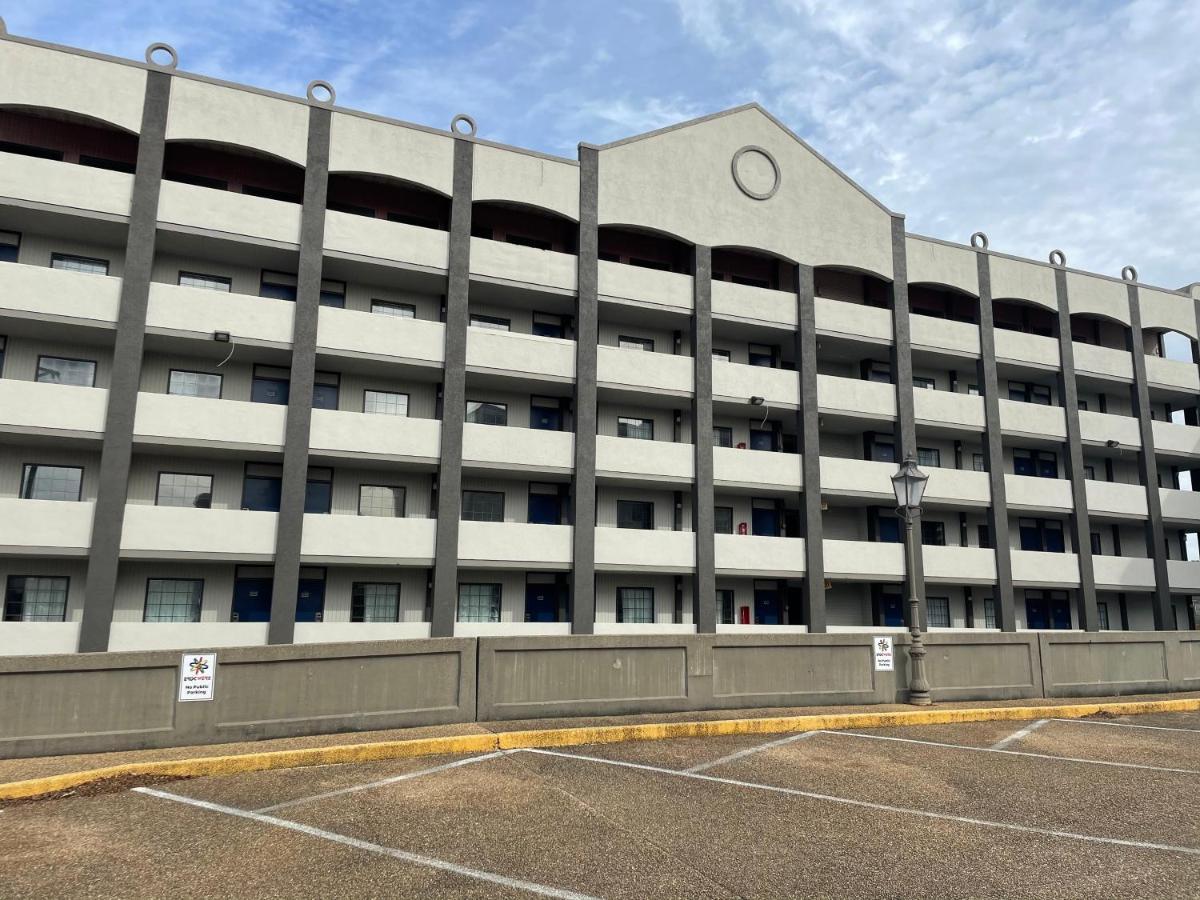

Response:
(907, 596), (932, 706)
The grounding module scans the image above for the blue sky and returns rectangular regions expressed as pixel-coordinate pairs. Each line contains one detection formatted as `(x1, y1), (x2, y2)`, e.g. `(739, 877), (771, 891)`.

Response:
(6, 0), (1198, 292)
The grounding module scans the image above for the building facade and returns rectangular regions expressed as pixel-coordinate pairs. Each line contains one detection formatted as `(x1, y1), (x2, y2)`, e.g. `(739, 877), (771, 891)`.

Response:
(1, 26), (1199, 656)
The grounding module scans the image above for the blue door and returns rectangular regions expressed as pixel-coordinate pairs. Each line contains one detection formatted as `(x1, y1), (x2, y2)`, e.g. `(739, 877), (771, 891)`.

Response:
(1025, 597), (1048, 629)
(880, 593), (904, 627)
(232, 578), (272, 622)
(242, 476), (282, 512)
(530, 404), (562, 431)
(752, 506), (780, 537)
(296, 579), (325, 623)
(754, 588), (780, 624)
(528, 493), (561, 525)
(1049, 596), (1071, 629)
(525, 584), (559, 623)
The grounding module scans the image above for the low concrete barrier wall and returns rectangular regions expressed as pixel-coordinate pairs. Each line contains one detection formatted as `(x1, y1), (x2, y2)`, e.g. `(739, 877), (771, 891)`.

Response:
(1038, 631), (1200, 697)
(923, 632), (1043, 702)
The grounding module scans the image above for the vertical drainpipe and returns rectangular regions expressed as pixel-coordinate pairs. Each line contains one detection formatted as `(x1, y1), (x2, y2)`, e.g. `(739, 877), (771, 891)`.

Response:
(796, 263), (826, 632)
(692, 245), (716, 633)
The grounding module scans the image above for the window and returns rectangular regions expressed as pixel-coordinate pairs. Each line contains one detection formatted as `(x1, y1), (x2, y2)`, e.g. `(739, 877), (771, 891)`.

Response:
(530, 397), (563, 431)
(144, 579), (203, 623)
(458, 583), (501, 622)
(242, 465), (282, 512)
(1097, 602), (1110, 631)
(617, 416), (654, 440)
(1090, 532), (1103, 555)
(617, 587), (654, 624)
(1013, 449), (1058, 479)
(712, 348), (732, 361)
(4, 575), (69, 622)
(928, 596), (951, 628)
(877, 515), (901, 543)
(532, 313), (565, 338)
(1024, 589), (1071, 629)
(36, 355), (96, 387)
(168, 370), (222, 399)
(363, 389), (409, 417)
(372, 299), (416, 318)
(714, 506), (734, 534)
(1019, 518), (1065, 553)
(51, 253), (108, 276)
(358, 484), (406, 517)
(21, 464), (83, 501)
(466, 400), (508, 426)
(921, 521), (946, 546)
(319, 279), (346, 309)
(1008, 381), (1052, 405)
(305, 469), (333, 515)
(1084, 465), (1096, 480)
(618, 335), (654, 352)
(870, 438), (896, 463)
(977, 524), (992, 549)
(470, 314), (511, 331)
(972, 453), (986, 472)
(0, 230), (20, 263)
(749, 429), (777, 452)
(752, 499), (781, 537)
(251, 365), (290, 405)
(713, 426), (733, 448)
(913, 376), (936, 390)
(718, 589), (735, 625)
(462, 490), (504, 522)
(527, 483), (562, 525)
(352, 583), (401, 623)
(156, 473), (213, 508)
(748, 344), (775, 367)
(617, 500), (654, 530)
(917, 447), (941, 468)
(312, 372), (339, 410)
(1077, 399), (1088, 412)
(865, 361), (892, 383)
(178, 271), (231, 292)
(260, 270), (297, 301)
(983, 599), (997, 629)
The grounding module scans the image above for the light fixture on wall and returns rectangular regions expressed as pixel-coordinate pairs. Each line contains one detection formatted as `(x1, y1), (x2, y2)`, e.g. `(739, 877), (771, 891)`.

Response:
(749, 395), (769, 429)
(1106, 439), (1121, 449)
(214, 331), (236, 368)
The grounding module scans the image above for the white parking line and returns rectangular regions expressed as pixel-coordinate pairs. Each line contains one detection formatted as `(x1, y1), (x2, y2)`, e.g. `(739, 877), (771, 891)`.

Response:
(256, 750), (511, 813)
(522, 749), (1200, 857)
(134, 786), (600, 900)
(685, 730), (821, 773)
(1050, 718), (1200, 735)
(990, 719), (1049, 750)
(822, 730), (1200, 775)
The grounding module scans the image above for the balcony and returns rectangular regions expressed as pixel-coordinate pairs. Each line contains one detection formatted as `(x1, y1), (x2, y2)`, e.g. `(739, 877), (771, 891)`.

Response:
(822, 539), (904, 581)
(322, 211), (449, 271)
(714, 447), (802, 491)
(713, 360), (799, 409)
(1079, 411), (1141, 449)
(910, 316), (980, 358)
(457, 521), (572, 569)
(462, 423), (573, 475)
(595, 527), (695, 573)
(595, 435), (693, 484)
(924, 467), (991, 507)
(821, 457), (990, 507)
(1010, 550), (1080, 587)
(466, 328), (574, 383)
(133, 394), (286, 452)
(994, 330), (1059, 371)
(817, 374), (897, 422)
(1073, 343), (1132, 383)
(0, 262), (120, 328)
(998, 399), (1066, 441)
(1151, 420), (1200, 459)
(596, 346), (693, 397)
(120, 506), (277, 561)
(711, 280), (795, 329)
(0, 151), (132, 218)
(469, 238), (577, 293)
(814, 297), (892, 344)
(597, 260), (692, 313)
(294, 622), (432, 643)
(0, 380), (107, 440)
(714, 534), (805, 578)
(1167, 559), (1200, 593)
(107, 623), (270, 652)
(1145, 355), (1200, 394)
(308, 410), (440, 465)
(1086, 480), (1148, 520)
(157, 181), (302, 245)
(1092, 556), (1156, 591)
(912, 389), (985, 432)
(0, 623), (81, 656)
(147, 282), (294, 347)
(0, 498), (93, 556)
(1004, 474), (1073, 513)
(1159, 488), (1200, 525)
(317, 306), (446, 368)
(300, 515), (435, 565)
(923, 546), (996, 585)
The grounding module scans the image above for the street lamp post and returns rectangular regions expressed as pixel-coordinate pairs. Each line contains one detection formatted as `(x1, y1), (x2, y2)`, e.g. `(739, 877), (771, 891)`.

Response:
(891, 455), (932, 706)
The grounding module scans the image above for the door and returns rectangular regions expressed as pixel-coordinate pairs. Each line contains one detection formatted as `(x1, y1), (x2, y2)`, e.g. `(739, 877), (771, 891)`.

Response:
(525, 583), (559, 623)
(1025, 596), (1048, 629)
(1049, 595), (1071, 629)
(242, 476), (282, 512)
(754, 588), (780, 625)
(751, 504), (780, 537)
(232, 578), (272, 622)
(530, 402), (562, 431)
(296, 578), (325, 623)
(528, 492), (561, 525)
(879, 592), (904, 627)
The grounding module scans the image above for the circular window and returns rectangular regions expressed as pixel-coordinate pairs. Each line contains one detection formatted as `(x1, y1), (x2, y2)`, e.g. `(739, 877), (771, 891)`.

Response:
(731, 145), (781, 200)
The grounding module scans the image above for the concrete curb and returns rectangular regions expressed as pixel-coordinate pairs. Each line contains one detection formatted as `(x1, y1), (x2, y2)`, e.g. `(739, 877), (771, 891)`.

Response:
(4, 696), (1198, 802)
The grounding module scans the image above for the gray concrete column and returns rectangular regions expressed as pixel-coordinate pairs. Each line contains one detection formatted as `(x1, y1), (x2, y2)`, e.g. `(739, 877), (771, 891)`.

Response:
(570, 145), (599, 633)
(266, 104), (331, 645)
(974, 250), (1017, 631)
(78, 71), (172, 653)
(692, 245), (716, 633)
(889, 216), (926, 626)
(1126, 281), (1173, 628)
(1051, 265), (1099, 631)
(430, 136), (474, 637)
(796, 263), (826, 632)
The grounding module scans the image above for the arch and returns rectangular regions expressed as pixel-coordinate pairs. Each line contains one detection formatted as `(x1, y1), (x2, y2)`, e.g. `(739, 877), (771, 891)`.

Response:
(1142, 326), (1197, 363)
(163, 139), (305, 203)
(0, 104), (139, 172)
(993, 296), (1057, 338)
(1070, 311), (1131, 350)
(814, 263), (892, 309)
(712, 245), (797, 291)
(472, 199), (578, 254)
(327, 171), (451, 230)
(909, 281), (979, 325)
(598, 224), (694, 275)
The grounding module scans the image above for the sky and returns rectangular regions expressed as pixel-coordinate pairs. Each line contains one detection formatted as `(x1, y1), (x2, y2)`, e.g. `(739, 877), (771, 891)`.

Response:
(5, 0), (1198, 293)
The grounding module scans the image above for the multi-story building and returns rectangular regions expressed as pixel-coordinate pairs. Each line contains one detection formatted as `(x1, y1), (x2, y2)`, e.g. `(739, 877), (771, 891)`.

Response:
(1, 26), (1198, 657)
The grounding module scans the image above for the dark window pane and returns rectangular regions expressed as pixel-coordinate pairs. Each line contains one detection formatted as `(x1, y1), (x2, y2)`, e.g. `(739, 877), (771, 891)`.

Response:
(466, 401), (508, 426)
(251, 377), (289, 405)
(462, 491), (504, 522)
(617, 587), (654, 623)
(617, 500), (654, 530)
(312, 382), (339, 410)
(242, 475), (282, 512)
(530, 403), (562, 431)
(714, 507), (734, 534)
(157, 473), (213, 508)
(458, 583), (501, 622)
(877, 517), (901, 543)
(749, 430), (776, 451)
(921, 521), (946, 546)
(713, 427), (733, 448)
(4, 575), (69, 622)
(352, 583), (400, 623)
(617, 417), (653, 440)
(21, 464), (83, 501)
(144, 579), (202, 622)
(305, 480), (332, 514)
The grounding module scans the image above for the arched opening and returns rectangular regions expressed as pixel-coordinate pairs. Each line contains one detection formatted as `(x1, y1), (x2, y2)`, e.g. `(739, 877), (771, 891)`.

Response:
(814, 265), (891, 309)
(598, 225), (693, 274)
(0, 105), (138, 173)
(712, 246), (795, 291)
(163, 140), (305, 204)
(472, 200), (576, 253)
(909, 283), (978, 324)
(1070, 313), (1130, 351)
(327, 172), (450, 230)
(993, 297), (1056, 337)
(1142, 326), (1196, 362)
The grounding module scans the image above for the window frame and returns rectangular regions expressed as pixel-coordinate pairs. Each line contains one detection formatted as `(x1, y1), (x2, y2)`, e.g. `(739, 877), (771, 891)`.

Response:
(617, 335), (655, 352)
(371, 299), (417, 318)
(154, 471), (214, 509)
(4, 574), (70, 622)
(168, 368), (223, 399)
(616, 416), (654, 440)
(713, 426), (733, 448)
(363, 388), (410, 417)
(0, 229), (21, 263)
(457, 582), (502, 622)
(462, 489), (505, 523)
(143, 577), (204, 623)
(20, 463), (84, 502)
(927, 596), (951, 628)
(259, 269), (298, 301)
(351, 582), (402, 623)
(178, 270), (232, 292)
(616, 499), (655, 530)
(917, 446), (941, 468)
(466, 400), (508, 427)
(469, 313), (511, 331)
(50, 252), (109, 276)
(920, 520), (947, 546)
(912, 375), (936, 390)
(714, 506), (734, 534)
(616, 586), (655, 624)
(357, 483), (407, 518)
(35, 354), (97, 387)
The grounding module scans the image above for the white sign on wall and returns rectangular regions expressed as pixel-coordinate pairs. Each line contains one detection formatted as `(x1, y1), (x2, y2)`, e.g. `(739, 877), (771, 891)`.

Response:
(178, 653), (217, 702)
(873, 637), (894, 672)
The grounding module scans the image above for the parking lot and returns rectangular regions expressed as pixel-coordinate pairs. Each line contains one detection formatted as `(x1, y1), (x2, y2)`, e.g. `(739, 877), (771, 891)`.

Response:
(4, 709), (1200, 898)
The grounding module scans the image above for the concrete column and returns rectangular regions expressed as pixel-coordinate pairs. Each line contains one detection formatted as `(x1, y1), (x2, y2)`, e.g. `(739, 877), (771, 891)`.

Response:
(974, 249), (1017, 631)
(430, 136), (474, 637)
(1126, 281), (1173, 628)
(1051, 264), (1099, 631)
(692, 245), (716, 633)
(796, 263), (826, 632)
(571, 145), (599, 633)
(889, 216), (925, 626)
(77, 71), (172, 653)
(266, 104), (331, 645)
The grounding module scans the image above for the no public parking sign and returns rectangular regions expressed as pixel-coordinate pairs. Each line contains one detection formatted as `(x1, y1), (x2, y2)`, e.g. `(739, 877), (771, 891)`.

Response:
(178, 653), (217, 701)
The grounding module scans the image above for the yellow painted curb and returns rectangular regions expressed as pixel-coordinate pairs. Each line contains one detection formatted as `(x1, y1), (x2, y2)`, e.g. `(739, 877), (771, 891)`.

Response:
(3, 696), (1197, 802)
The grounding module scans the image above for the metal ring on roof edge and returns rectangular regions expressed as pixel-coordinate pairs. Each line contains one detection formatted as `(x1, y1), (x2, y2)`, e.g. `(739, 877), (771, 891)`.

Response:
(1049, 249), (1066, 267)
(145, 42), (179, 70)
(1121, 265), (1138, 283)
(306, 80), (336, 104)
(451, 114), (477, 137)
(970, 232), (989, 250)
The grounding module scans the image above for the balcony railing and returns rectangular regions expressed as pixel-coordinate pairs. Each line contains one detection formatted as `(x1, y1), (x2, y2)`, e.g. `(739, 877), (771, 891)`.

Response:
(0, 498), (94, 555)
(1086, 480), (1148, 519)
(817, 374), (897, 422)
(713, 360), (799, 408)
(1092, 555), (1156, 591)
(923, 546), (996, 585)
(1010, 550), (1081, 587)
(1004, 475), (1073, 513)
(322, 211), (449, 271)
(596, 346), (693, 396)
(822, 539), (904, 581)
(814, 297), (892, 344)
(0, 151), (132, 217)
(594, 527), (695, 572)
(317, 306), (446, 368)
(910, 315), (980, 358)
(1073, 343), (1132, 382)
(993, 330), (1059, 371)
(308, 409), (440, 464)
(595, 435), (694, 483)
(714, 447), (802, 491)
(120, 506), (277, 561)
(998, 399), (1066, 441)
(147, 281), (294, 347)
(457, 521), (572, 569)
(157, 180), (302, 245)
(470, 238), (577, 293)
(300, 515), (435, 565)
(597, 260), (693, 312)
(462, 423), (573, 475)
(714, 534), (805, 577)
(912, 389), (985, 432)
(711, 280), (795, 328)
(1145, 355), (1200, 394)
(0, 262), (120, 328)
(466, 328), (574, 382)
(133, 393), (286, 452)
(0, 380), (107, 439)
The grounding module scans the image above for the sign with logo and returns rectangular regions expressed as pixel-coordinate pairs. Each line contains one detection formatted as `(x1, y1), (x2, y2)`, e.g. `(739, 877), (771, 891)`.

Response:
(873, 637), (894, 672)
(178, 653), (217, 701)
